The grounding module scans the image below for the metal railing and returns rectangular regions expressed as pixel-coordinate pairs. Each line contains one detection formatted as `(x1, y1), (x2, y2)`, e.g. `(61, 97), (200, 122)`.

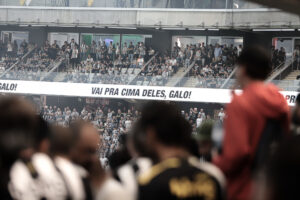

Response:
(266, 57), (294, 82)
(0, 47), (36, 78)
(1, 70), (300, 91)
(128, 52), (158, 85)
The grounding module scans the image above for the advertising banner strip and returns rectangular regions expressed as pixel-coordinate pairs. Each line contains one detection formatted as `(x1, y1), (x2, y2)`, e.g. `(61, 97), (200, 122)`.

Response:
(0, 80), (298, 106)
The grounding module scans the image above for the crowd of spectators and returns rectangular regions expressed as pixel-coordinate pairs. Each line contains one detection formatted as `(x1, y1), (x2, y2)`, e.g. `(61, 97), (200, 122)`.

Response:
(183, 42), (241, 88)
(41, 102), (139, 165)
(271, 45), (286, 69)
(0, 38), (242, 87)
(60, 40), (149, 84)
(1, 40), (64, 81)
(40, 99), (225, 169)
(2, 45), (300, 200)
(0, 38), (291, 88)
(0, 39), (32, 74)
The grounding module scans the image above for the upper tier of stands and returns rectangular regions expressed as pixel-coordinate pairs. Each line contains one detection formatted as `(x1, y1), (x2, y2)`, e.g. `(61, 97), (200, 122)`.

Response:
(0, 38), (290, 90)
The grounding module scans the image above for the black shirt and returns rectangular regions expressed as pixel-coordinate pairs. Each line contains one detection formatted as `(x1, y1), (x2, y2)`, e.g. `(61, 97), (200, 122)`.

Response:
(138, 157), (224, 200)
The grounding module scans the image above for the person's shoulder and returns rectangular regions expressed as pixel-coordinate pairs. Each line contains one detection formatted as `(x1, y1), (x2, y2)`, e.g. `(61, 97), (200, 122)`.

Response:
(188, 157), (226, 189)
(96, 178), (129, 200)
(138, 158), (181, 186)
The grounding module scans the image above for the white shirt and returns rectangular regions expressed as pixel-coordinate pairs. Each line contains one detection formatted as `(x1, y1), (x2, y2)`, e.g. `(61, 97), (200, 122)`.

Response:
(96, 178), (128, 200)
(9, 153), (68, 200)
(54, 156), (88, 200)
(196, 117), (203, 128)
(218, 111), (225, 121)
(116, 158), (152, 200)
(125, 120), (132, 130)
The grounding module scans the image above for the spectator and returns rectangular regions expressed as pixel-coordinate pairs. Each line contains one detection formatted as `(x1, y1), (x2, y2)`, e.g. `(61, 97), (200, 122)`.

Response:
(0, 97), (38, 199)
(128, 42), (134, 63)
(135, 102), (225, 200)
(195, 120), (214, 162)
(214, 43), (222, 61)
(213, 46), (290, 200)
(50, 125), (90, 199)
(80, 41), (88, 61)
(294, 45), (300, 69)
(218, 108), (225, 122)
(264, 135), (300, 200)
(70, 45), (79, 69)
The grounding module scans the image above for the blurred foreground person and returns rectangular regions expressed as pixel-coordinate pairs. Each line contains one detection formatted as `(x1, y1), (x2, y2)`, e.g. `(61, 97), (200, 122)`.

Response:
(112, 125), (153, 200)
(265, 135), (300, 200)
(0, 97), (38, 199)
(291, 93), (300, 135)
(136, 102), (225, 200)
(9, 116), (70, 200)
(50, 125), (92, 199)
(213, 46), (290, 200)
(195, 120), (215, 162)
(70, 120), (127, 200)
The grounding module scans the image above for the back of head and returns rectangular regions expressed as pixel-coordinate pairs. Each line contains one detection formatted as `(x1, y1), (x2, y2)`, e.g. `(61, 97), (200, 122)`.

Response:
(236, 45), (272, 80)
(69, 120), (100, 170)
(0, 96), (38, 196)
(35, 116), (51, 153)
(137, 101), (192, 148)
(0, 96), (38, 164)
(50, 125), (78, 157)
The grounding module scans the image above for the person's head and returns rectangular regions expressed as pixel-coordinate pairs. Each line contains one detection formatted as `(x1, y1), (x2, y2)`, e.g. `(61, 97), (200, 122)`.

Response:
(70, 120), (100, 171)
(50, 125), (78, 158)
(35, 116), (51, 154)
(108, 134), (131, 170)
(236, 46), (272, 88)
(0, 97), (38, 174)
(133, 102), (192, 162)
(265, 135), (300, 200)
(195, 120), (214, 161)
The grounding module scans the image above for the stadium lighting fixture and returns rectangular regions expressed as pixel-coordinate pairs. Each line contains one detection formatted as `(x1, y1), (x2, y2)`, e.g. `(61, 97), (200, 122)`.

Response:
(252, 29), (295, 31)
(162, 27), (186, 30)
(32, 24), (46, 27)
(190, 28), (206, 31)
(108, 26), (137, 30)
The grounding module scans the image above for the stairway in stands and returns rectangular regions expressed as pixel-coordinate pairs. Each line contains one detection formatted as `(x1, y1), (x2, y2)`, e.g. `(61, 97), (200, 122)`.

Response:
(184, 77), (199, 87)
(277, 70), (300, 91)
(165, 68), (186, 87)
(283, 70), (300, 80)
(165, 61), (195, 87)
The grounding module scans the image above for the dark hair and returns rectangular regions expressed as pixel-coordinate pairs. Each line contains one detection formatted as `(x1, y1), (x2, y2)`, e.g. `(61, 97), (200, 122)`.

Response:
(236, 45), (272, 80)
(69, 120), (90, 140)
(267, 135), (300, 200)
(0, 97), (38, 154)
(35, 116), (51, 148)
(131, 121), (155, 158)
(137, 101), (192, 148)
(50, 126), (78, 156)
(0, 97), (38, 194)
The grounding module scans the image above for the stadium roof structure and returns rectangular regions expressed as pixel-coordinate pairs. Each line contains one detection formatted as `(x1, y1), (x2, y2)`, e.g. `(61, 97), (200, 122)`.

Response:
(247, 0), (300, 16)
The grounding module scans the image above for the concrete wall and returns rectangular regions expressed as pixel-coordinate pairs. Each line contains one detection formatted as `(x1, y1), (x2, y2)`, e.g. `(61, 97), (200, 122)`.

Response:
(0, 7), (299, 29)
(2, 25), (300, 52)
